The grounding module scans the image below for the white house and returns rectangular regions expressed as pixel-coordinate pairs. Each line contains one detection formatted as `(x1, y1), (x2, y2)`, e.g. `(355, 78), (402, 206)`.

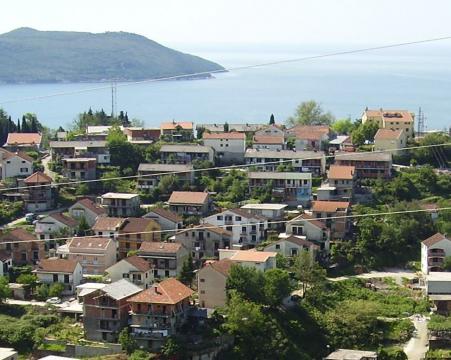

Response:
(421, 233), (451, 274)
(143, 207), (183, 233)
(91, 216), (125, 239)
(0, 251), (12, 277)
(33, 258), (83, 295)
(240, 203), (287, 228)
(252, 134), (285, 151)
(69, 198), (107, 227)
(35, 212), (78, 241)
(425, 272), (451, 315)
(264, 236), (318, 258)
(202, 132), (246, 164)
(106, 255), (153, 289)
(285, 213), (331, 251)
(218, 249), (277, 271)
(203, 209), (268, 248)
(0, 148), (33, 180)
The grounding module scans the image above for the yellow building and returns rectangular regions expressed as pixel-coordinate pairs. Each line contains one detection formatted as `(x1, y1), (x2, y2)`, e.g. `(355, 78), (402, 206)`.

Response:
(374, 128), (406, 152)
(362, 108), (415, 141)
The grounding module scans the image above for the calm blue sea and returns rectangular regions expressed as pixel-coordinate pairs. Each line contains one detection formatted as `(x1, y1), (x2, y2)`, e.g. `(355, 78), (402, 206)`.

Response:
(0, 43), (450, 130)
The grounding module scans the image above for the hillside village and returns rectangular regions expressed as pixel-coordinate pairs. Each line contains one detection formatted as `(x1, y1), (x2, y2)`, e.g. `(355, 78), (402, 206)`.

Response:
(0, 105), (449, 360)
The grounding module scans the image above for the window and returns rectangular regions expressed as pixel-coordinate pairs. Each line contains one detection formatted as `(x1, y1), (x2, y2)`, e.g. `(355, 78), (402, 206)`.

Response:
(165, 270), (170, 277)
(200, 290), (205, 294)
(235, 216), (241, 221)
(64, 274), (69, 283)
(200, 278), (205, 282)
(53, 274), (58, 282)
(275, 244), (280, 249)
(217, 215), (223, 221)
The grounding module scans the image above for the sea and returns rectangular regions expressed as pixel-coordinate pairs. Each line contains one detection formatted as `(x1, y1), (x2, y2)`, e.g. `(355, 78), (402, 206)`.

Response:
(0, 43), (450, 131)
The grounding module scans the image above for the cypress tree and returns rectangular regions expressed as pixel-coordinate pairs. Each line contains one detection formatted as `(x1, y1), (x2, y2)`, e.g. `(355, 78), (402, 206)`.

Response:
(30, 117), (38, 133)
(21, 116), (28, 133)
(269, 114), (275, 125)
(17, 118), (21, 133)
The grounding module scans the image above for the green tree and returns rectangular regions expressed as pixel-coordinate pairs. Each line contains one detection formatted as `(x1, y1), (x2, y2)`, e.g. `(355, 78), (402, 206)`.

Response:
(17, 274), (38, 287)
(226, 265), (264, 303)
(0, 277), (12, 302)
(224, 122), (229, 132)
(331, 118), (355, 134)
(443, 256), (451, 271)
(161, 336), (181, 359)
(107, 125), (143, 171)
(76, 216), (90, 236)
(119, 328), (138, 354)
(263, 268), (292, 306)
(158, 175), (179, 195)
(276, 253), (290, 269)
(36, 284), (49, 301)
(49, 283), (65, 298)
(178, 254), (195, 285)
(129, 350), (150, 360)
(287, 100), (335, 126)
(269, 114), (275, 125)
(351, 121), (379, 146)
(21, 116), (29, 132)
(293, 251), (326, 298)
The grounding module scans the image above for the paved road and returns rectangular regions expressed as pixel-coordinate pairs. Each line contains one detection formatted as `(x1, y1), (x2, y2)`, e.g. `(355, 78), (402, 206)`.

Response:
(404, 315), (429, 360)
(328, 269), (417, 285)
(4, 206), (69, 229)
(42, 154), (57, 180)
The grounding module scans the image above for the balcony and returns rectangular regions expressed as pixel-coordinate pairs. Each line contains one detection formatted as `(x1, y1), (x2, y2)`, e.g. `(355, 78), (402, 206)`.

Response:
(429, 259), (444, 266)
(428, 249), (445, 257)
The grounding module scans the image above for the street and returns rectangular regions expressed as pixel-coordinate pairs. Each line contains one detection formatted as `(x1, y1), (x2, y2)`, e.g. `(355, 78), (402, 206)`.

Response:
(404, 315), (429, 360)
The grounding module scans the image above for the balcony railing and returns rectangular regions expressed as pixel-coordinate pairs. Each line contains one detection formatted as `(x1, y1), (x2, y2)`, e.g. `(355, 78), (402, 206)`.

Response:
(428, 249), (446, 257)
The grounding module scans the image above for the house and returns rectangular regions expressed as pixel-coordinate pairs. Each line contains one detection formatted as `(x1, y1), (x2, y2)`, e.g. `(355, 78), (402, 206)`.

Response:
(244, 149), (325, 175)
(0, 250), (12, 277)
(168, 191), (210, 216)
(98, 192), (141, 217)
(174, 224), (232, 260)
(33, 258), (83, 295)
(421, 233), (451, 274)
(374, 128), (406, 152)
(252, 135), (285, 151)
(61, 158), (97, 181)
(362, 108), (415, 141)
(264, 236), (318, 258)
(286, 212), (331, 251)
(127, 278), (193, 350)
(91, 216), (125, 239)
(196, 123), (266, 134)
(137, 163), (194, 191)
(143, 208), (183, 234)
(254, 125), (286, 137)
(160, 144), (215, 165)
(286, 125), (331, 151)
(34, 212), (77, 248)
(0, 228), (45, 265)
(123, 127), (160, 145)
(0, 347), (18, 360)
(48, 140), (110, 164)
(117, 217), (161, 259)
(21, 171), (53, 212)
(219, 249), (277, 271)
(248, 171), (312, 206)
(4, 133), (42, 151)
(334, 151), (392, 179)
(311, 201), (351, 240)
(69, 197), (107, 227)
(138, 242), (189, 279)
(202, 132), (246, 164)
(0, 148), (33, 180)
(203, 209), (268, 248)
(64, 236), (116, 275)
(240, 203), (287, 221)
(324, 349), (377, 360)
(317, 165), (356, 201)
(160, 121), (194, 142)
(106, 255), (153, 289)
(197, 258), (233, 308)
(329, 135), (353, 152)
(425, 272), (451, 315)
(83, 279), (142, 342)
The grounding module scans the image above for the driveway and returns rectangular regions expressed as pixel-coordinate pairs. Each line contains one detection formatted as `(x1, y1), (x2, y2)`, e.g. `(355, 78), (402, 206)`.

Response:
(41, 154), (57, 180)
(4, 206), (69, 229)
(404, 315), (429, 360)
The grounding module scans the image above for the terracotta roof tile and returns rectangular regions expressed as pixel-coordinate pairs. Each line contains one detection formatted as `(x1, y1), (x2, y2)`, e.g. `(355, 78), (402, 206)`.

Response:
(207, 258), (233, 276)
(203, 132), (245, 140)
(281, 235), (318, 248)
(0, 148), (34, 162)
(138, 241), (184, 254)
(328, 165), (355, 180)
(35, 258), (79, 273)
(296, 212), (328, 230)
(253, 135), (285, 144)
(160, 121), (193, 130)
(127, 278), (193, 305)
(120, 218), (158, 233)
(225, 249), (277, 262)
(5, 133), (42, 146)
(124, 255), (151, 272)
(287, 125), (330, 140)
(374, 129), (403, 140)
(68, 236), (112, 250)
(168, 191), (209, 205)
(177, 223), (232, 237)
(75, 198), (107, 216)
(312, 201), (350, 213)
(422, 233), (448, 247)
(146, 207), (182, 223)
(91, 217), (125, 232)
(48, 213), (78, 227)
(24, 171), (52, 184)
(0, 228), (36, 243)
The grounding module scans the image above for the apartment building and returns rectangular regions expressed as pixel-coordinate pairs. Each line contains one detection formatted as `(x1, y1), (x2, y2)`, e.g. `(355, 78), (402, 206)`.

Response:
(334, 151), (392, 179)
(0, 228), (45, 266)
(168, 191), (210, 216)
(252, 135), (285, 151)
(286, 212), (331, 251)
(197, 258), (233, 308)
(174, 224), (232, 260)
(240, 203), (287, 221)
(91, 216), (125, 239)
(203, 209), (268, 248)
(362, 108), (415, 141)
(127, 278), (193, 351)
(160, 144), (215, 164)
(160, 121), (193, 142)
(69, 197), (107, 227)
(143, 208), (183, 233)
(244, 149), (325, 175)
(311, 201), (351, 240)
(35, 212), (77, 244)
(264, 236), (318, 258)
(137, 163), (194, 191)
(61, 157), (97, 181)
(218, 249), (277, 271)
(98, 192), (141, 217)
(248, 171), (312, 206)
(374, 128), (406, 152)
(21, 171), (54, 212)
(421, 233), (451, 274)
(286, 125), (331, 151)
(0, 148), (33, 180)
(83, 279), (142, 342)
(49, 140), (110, 164)
(202, 132), (246, 164)
(317, 165), (356, 201)
(117, 217), (161, 259)
(106, 255), (153, 289)
(138, 242), (189, 279)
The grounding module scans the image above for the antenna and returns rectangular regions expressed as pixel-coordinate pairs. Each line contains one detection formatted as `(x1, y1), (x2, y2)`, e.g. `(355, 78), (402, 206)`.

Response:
(111, 81), (117, 118)
(417, 107), (425, 137)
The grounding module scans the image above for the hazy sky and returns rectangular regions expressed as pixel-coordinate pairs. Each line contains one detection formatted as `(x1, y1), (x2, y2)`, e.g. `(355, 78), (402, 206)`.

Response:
(2, 0), (451, 49)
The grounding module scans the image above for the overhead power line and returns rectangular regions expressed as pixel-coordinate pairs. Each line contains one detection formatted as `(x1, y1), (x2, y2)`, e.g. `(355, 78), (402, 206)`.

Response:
(1, 207), (449, 245)
(1, 35), (451, 105)
(1, 142), (449, 192)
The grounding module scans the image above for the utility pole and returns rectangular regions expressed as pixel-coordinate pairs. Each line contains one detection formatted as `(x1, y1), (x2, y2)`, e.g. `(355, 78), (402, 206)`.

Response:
(111, 81), (117, 118)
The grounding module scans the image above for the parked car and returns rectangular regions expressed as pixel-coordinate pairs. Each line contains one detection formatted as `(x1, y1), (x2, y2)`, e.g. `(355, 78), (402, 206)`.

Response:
(46, 297), (61, 304)
(25, 213), (36, 224)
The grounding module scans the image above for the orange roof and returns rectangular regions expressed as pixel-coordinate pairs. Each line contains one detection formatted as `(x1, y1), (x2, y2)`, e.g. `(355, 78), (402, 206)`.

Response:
(422, 233), (448, 247)
(24, 171), (52, 184)
(207, 258), (233, 276)
(48, 213), (78, 227)
(203, 132), (245, 140)
(287, 125), (330, 140)
(168, 191), (209, 205)
(253, 135), (285, 144)
(0, 228), (36, 243)
(146, 207), (182, 223)
(292, 212), (328, 230)
(120, 218), (157, 233)
(160, 121), (193, 130)
(68, 236), (112, 250)
(0, 148), (34, 162)
(91, 217), (124, 232)
(312, 201), (350, 213)
(74, 198), (107, 216)
(127, 278), (193, 305)
(5, 133), (42, 146)
(328, 165), (355, 180)
(138, 241), (184, 253)
(123, 255), (151, 272)
(374, 128), (403, 140)
(35, 258), (79, 273)
(227, 249), (277, 262)
(364, 109), (414, 123)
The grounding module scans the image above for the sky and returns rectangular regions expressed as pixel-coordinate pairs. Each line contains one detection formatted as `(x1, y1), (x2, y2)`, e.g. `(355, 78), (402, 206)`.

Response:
(2, 0), (451, 50)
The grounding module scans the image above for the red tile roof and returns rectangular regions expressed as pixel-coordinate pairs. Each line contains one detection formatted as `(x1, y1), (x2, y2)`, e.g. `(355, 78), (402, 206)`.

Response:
(0, 148), (34, 162)
(328, 165), (355, 180)
(282, 235), (318, 248)
(177, 223), (232, 237)
(168, 191), (209, 205)
(287, 125), (330, 140)
(422, 233), (448, 247)
(74, 198), (107, 216)
(5, 133), (42, 146)
(124, 255), (151, 272)
(253, 135), (284, 144)
(203, 132), (245, 140)
(35, 258), (79, 273)
(312, 201), (350, 213)
(48, 213), (77, 227)
(146, 207), (182, 223)
(24, 171), (52, 184)
(91, 217), (124, 232)
(120, 218), (157, 233)
(160, 121), (193, 130)
(68, 236), (112, 250)
(0, 228), (36, 243)
(207, 258), (233, 276)
(295, 213), (328, 230)
(138, 241), (184, 254)
(374, 129), (403, 140)
(127, 278), (193, 305)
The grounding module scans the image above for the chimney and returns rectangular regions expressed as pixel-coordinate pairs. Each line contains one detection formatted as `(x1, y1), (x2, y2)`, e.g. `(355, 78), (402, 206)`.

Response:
(154, 286), (160, 294)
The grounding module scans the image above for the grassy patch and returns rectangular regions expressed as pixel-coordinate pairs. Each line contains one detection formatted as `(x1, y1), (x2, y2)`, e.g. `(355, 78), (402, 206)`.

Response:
(38, 342), (66, 352)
